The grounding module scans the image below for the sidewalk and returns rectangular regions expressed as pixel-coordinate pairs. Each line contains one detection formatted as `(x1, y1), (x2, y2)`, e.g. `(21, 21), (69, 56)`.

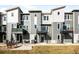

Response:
(11, 44), (32, 50)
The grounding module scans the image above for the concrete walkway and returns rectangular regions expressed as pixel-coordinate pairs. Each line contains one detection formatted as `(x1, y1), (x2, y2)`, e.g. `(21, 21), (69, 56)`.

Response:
(31, 43), (79, 46)
(11, 44), (32, 50)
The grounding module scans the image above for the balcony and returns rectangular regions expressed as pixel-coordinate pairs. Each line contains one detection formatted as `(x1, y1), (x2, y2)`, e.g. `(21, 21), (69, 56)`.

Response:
(37, 26), (48, 34)
(12, 28), (22, 33)
(60, 25), (73, 33)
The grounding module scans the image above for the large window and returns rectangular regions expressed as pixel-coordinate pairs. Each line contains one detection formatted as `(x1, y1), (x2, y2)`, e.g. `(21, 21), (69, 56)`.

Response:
(65, 14), (72, 20)
(44, 16), (49, 20)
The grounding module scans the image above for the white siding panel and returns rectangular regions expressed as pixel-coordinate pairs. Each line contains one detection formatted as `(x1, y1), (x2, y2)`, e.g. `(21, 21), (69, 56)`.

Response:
(7, 9), (19, 23)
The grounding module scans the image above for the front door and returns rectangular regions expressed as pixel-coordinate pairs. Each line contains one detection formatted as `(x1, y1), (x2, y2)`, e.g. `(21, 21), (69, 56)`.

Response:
(17, 34), (22, 43)
(41, 36), (45, 42)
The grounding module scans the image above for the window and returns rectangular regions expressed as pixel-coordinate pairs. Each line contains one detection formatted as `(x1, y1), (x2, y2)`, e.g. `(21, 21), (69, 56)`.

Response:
(34, 16), (37, 25)
(35, 14), (36, 16)
(12, 24), (13, 28)
(66, 24), (70, 30)
(17, 24), (19, 28)
(22, 15), (25, 20)
(58, 12), (60, 15)
(44, 16), (46, 20)
(11, 13), (14, 16)
(58, 35), (60, 40)
(78, 16), (79, 24)
(21, 21), (24, 25)
(70, 15), (72, 19)
(35, 25), (37, 28)
(26, 16), (28, 20)
(27, 26), (28, 30)
(65, 14), (72, 20)
(64, 15), (66, 19)
(58, 24), (60, 29)
(47, 16), (49, 20)
(68, 15), (69, 19)
(4, 17), (6, 21)
(46, 26), (48, 31)
(44, 16), (49, 20)
(4, 26), (6, 31)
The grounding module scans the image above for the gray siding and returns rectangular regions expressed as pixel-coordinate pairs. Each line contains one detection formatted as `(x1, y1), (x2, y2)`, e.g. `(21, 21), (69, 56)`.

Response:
(73, 12), (79, 34)
(30, 13), (42, 34)
(52, 22), (63, 41)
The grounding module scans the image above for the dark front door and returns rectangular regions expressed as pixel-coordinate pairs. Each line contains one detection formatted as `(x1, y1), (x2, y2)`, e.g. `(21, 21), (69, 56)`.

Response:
(0, 35), (3, 42)
(17, 34), (22, 43)
(41, 36), (44, 42)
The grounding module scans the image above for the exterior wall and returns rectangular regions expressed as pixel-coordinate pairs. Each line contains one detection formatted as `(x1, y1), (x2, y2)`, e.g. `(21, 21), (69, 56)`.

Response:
(29, 12), (42, 34)
(6, 23), (12, 41)
(51, 8), (65, 43)
(73, 12), (79, 34)
(65, 13), (73, 30)
(2, 6), (79, 44)
(51, 8), (64, 22)
(42, 14), (51, 24)
(6, 9), (20, 41)
(73, 12), (79, 43)
(2, 14), (7, 25)
(47, 26), (52, 37)
(23, 15), (31, 33)
(51, 22), (63, 43)
(7, 9), (19, 23)
(73, 34), (79, 43)
(30, 34), (36, 43)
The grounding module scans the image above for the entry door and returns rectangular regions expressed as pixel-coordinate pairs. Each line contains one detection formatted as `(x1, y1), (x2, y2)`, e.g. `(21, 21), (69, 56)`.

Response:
(17, 34), (22, 43)
(0, 35), (3, 42)
(41, 36), (45, 42)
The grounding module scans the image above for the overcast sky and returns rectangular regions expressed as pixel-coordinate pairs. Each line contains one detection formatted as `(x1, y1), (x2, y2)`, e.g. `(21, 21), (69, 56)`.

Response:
(0, 5), (79, 13)
(0, 0), (79, 13)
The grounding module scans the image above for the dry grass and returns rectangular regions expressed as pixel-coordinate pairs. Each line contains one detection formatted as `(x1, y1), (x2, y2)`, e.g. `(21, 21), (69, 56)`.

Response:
(0, 45), (79, 54)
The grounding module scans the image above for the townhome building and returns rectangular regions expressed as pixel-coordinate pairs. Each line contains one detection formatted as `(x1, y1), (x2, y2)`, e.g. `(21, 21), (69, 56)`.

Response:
(0, 6), (79, 44)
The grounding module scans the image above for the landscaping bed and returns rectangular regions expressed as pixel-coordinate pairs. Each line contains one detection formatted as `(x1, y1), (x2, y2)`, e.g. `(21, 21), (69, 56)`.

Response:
(0, 45), (79, 54)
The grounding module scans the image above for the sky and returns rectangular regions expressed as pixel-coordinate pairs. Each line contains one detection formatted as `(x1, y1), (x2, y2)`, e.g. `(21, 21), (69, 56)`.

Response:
(0, 0), (79, 13)
(1, 5), (79, 13)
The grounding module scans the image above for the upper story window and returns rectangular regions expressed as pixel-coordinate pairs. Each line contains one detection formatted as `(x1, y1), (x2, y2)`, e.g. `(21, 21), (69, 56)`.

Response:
(47, 16), (49, 20)
(58, 24), (60, 29)
(11, 13), (14, 16)
(44, 16), (49, 20)
(26, 16), (28, 20)
(22, 15), (29, 20)
(35, 25), (37, 29)
(22, 15), (25, 20)
(65, 14), (73, 20)
(44, 16), (46, 20)
(58, 12), (60, 15)
(35, 14), (37, 16)
(4, 17), (6, 21)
